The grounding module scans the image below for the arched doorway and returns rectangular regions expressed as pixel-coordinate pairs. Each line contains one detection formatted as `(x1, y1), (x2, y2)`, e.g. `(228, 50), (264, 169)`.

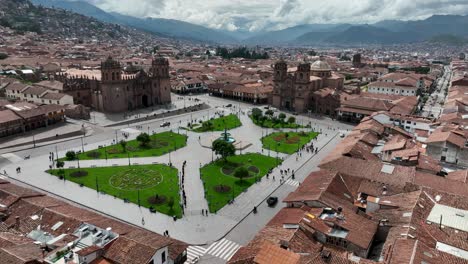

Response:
(142, 95), (149, 107)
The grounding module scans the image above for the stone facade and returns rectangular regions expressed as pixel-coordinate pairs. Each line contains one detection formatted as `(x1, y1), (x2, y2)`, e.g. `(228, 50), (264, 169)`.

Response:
(59, 56), (171, 113)
(271, 58), (344, 114)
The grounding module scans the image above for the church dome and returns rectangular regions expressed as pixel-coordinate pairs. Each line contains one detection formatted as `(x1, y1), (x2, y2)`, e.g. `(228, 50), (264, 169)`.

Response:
(311, 60), (331, 71)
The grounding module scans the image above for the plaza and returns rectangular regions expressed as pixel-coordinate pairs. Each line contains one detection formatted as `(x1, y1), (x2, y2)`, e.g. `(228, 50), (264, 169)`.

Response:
(0, 94), (353, 262)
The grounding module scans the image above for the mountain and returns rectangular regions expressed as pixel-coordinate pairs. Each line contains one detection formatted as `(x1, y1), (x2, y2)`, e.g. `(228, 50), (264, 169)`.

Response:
(244, 24), (349, 44)
(30, 0), (237, 43)
(324, 25), (423, 44)
(374, 15), (468, 40)
(0, 0), (158, 42)
(108, 12), (237, 44)
(429, 34), (468, 46)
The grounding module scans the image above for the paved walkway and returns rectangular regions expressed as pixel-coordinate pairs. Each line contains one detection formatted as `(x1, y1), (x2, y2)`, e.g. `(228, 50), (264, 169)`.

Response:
(1, 100), (350, 245)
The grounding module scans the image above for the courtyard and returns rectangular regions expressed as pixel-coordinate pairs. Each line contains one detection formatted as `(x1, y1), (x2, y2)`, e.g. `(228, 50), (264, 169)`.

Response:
(200, 153), (279, 213)
(74, 131), (187, 160)
(261, 131), (319, 154)
(47, 164), (182, 218)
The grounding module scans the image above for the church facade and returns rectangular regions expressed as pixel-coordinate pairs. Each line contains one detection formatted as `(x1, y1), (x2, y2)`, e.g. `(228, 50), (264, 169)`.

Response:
(58, 56), (171, 113)
(271, 59), (345, 115)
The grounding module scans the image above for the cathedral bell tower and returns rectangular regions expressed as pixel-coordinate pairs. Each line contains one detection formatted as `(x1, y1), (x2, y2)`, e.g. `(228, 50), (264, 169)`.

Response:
(273, 60), (288, 81)
(151, 55), (171, 105)
(101, 56), (122, 83)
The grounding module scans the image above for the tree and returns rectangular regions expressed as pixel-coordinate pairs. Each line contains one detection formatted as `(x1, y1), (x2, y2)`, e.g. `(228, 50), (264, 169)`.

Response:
(212, 139), (236, 162)
(65, 151), (76, 161)
(287, 116), (296, 124)
(206, 50), (210, 55)
(56, 160), (65, 169)
(167, 197), (175, 210)
(278, 113), (286, 121)
(234, 167), (249, 182)
(201, 121), (214, 131)
(265, 109), (274, 117)
(251, 108), (263, 120)
(259, 115), (267, 126)
(120, 140), (127, 152)
(136, 133), (151, 147)
(0, 53), (8, 60)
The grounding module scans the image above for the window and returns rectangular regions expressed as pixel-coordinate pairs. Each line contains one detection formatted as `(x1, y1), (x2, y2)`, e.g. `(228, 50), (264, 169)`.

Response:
(161, 251), (166, 263)
(57, 101), (59, 104)
(442, 147), (448, 152)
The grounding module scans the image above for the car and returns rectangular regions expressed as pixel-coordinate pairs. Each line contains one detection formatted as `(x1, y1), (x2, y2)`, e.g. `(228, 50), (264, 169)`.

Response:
(267, 196), (278, 207)
(339, 133), (345, 138)
(160, 121), (170, 127)
(225, 104), (232, 107)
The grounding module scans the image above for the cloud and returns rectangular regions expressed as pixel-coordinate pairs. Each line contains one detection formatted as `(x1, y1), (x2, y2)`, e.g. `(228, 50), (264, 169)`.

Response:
(84, 0), (468, 31)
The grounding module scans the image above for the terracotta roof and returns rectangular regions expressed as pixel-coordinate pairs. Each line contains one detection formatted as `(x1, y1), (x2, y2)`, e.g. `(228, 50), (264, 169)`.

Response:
(22, 86), (48, 95)
(320, 157), (415, 188)
(0, 110), (22, 123)
(104, 236), (156, 264)
(76, 245), (102, 256)
(446, 170), (468, 183)
(284, 171), (336, 203)
(41, 92), (67, 100)
(253, 242), (300, 264)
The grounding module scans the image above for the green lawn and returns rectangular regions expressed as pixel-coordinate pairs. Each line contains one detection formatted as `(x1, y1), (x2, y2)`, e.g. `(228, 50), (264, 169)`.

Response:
(250, 115), (305, 129)
(47, 164), (182, 217)
(200, 153), (278, 213)
(262, 131), (319, 154)
(73, 131), (187, 160)
(193, 114), (242, 132)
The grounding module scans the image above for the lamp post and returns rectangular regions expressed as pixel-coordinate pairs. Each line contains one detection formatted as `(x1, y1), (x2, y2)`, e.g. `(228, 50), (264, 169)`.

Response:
(80, 137), (85, 153)
(276, 142), (279, 165)
(32, 135), (36, 148)
(55, 145), (59, 166)
(95, 173), (99, 193)
(115, 130), (118, 144)
(127, 152), (131, 166)
(104, 144), (108, 160)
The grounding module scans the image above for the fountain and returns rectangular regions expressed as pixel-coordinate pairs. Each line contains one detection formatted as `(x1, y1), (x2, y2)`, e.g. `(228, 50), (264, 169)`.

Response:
(219, 127), (236, 143)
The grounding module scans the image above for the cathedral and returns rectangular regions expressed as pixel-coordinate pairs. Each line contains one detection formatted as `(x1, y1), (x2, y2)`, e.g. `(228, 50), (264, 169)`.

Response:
(57, 56), (171, 113)
(271, 58), (345, 115)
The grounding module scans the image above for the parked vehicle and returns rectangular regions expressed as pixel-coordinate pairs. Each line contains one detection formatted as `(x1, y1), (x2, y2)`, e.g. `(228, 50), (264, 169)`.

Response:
(267, 196), (278, 206)
(160, 121), (170, 127)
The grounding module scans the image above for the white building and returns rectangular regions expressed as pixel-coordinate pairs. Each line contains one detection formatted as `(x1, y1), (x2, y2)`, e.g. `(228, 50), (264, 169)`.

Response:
(5, 83), (73, 105)
(367, 72), (428, 96)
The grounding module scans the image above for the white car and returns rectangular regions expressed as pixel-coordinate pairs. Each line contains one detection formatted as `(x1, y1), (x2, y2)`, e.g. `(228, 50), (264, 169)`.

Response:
(339, 133), (345, 138)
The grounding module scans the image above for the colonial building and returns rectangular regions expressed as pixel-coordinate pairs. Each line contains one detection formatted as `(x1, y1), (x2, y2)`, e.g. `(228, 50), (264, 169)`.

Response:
(57, 56), (171, 113)
(271, 58), (345, 114)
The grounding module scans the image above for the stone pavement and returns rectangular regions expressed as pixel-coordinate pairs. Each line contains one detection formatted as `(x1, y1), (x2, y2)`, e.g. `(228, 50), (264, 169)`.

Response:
(0, 122), (93, 150)
(1, 105), (350, 246)
(86, 94), (204, 126)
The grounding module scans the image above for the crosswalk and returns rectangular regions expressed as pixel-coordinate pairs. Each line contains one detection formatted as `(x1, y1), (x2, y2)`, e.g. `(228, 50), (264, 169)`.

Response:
(285, 179), (300, 187)
(205, 238), (241, 261)
(184, 245), (207, 264)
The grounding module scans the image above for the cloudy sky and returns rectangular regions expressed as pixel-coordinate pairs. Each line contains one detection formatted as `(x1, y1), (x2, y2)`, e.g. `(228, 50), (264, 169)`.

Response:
(85, 0), (468, 31)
